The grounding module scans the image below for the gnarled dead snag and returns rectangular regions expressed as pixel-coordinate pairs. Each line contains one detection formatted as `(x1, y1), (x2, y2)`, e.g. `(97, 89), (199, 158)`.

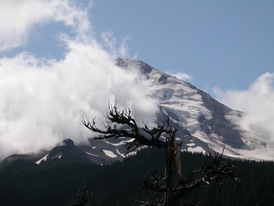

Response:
(82, 105), (238, 206)
(82, 105), (174, 152)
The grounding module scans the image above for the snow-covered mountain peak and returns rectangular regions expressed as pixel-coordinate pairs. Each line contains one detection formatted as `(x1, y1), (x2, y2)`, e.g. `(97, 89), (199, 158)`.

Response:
(2, 59), (271, 165)
(116, 59), (268, 160)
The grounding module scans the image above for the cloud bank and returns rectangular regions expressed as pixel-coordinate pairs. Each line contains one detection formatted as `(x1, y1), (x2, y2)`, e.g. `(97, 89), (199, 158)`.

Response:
(214, 72), (274, 144)
(0, 0), (91, 52)
(0, 0), (157, 158)
(1, 0), (273, 159)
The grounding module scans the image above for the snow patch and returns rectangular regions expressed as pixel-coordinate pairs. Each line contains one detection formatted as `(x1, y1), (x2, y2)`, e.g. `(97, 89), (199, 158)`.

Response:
(105, 140), (127, 146)
(35, 154), (48, 165)
(103, 150), (117, 158)
(187, 146), (206, 154)
(116, 149), (125, 158)
(186, 143), (195, 147)
(85, 151), (98, 157)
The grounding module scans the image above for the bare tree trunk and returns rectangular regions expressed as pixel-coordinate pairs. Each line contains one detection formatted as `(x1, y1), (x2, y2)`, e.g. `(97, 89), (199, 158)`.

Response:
(165, 139), (183, 206)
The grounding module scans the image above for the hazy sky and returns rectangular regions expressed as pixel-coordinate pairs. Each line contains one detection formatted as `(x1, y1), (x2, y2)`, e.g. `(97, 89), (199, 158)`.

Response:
(0, 0), (273, 158)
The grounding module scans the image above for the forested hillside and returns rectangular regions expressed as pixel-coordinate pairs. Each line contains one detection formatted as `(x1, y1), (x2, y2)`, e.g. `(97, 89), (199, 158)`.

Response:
(0, 149), (273, 206)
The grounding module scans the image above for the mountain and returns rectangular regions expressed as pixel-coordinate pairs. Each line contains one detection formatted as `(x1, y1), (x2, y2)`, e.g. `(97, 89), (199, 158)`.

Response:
(114, 59), (265, 159)
(2, 59), (269, 165)
(3, 138), (119, 165)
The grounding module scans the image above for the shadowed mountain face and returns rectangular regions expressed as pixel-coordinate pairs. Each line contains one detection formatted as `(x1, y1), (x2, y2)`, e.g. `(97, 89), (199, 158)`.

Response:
(2, 59), (268, 165)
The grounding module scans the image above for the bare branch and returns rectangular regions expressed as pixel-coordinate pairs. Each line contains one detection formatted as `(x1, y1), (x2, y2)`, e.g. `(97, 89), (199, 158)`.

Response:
(82, 104), (238, 206)
(82, 106), (177, 153)
(141, 151), (239, 198)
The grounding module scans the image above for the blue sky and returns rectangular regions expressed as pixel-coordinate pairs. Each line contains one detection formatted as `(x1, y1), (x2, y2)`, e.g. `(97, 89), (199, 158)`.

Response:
(0, 0), (273, 157)
(91, 0), (274, 92)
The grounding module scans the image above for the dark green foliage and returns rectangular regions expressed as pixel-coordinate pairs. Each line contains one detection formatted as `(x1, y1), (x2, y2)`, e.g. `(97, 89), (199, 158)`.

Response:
(0, 150), (273, 206)
(72, 183), (92, 206)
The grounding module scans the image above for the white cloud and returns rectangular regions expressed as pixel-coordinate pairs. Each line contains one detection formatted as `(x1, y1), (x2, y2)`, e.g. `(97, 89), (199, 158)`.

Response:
(101, 31), (132, 58)
(0, 0), (91, 52)
(0, 38), (158, 158)
(0, 1), (158, 158)
(165, 71), (193, 81)
(214, 72), (274, 143)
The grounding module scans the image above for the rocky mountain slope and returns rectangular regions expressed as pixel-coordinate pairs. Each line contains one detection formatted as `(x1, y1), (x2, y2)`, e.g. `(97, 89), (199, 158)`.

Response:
(2, 59), (269, 165)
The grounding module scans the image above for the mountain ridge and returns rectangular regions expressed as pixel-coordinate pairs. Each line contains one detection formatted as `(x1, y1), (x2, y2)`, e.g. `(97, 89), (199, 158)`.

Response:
(2, 59), (270, 164)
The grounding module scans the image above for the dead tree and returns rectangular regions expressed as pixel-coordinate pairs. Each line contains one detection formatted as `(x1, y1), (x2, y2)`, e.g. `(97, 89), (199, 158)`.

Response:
(82, 105), (238, 206)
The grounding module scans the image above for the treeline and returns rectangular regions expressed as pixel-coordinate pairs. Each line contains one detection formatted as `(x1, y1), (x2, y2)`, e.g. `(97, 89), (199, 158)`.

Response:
(0, 149), (273, 206)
